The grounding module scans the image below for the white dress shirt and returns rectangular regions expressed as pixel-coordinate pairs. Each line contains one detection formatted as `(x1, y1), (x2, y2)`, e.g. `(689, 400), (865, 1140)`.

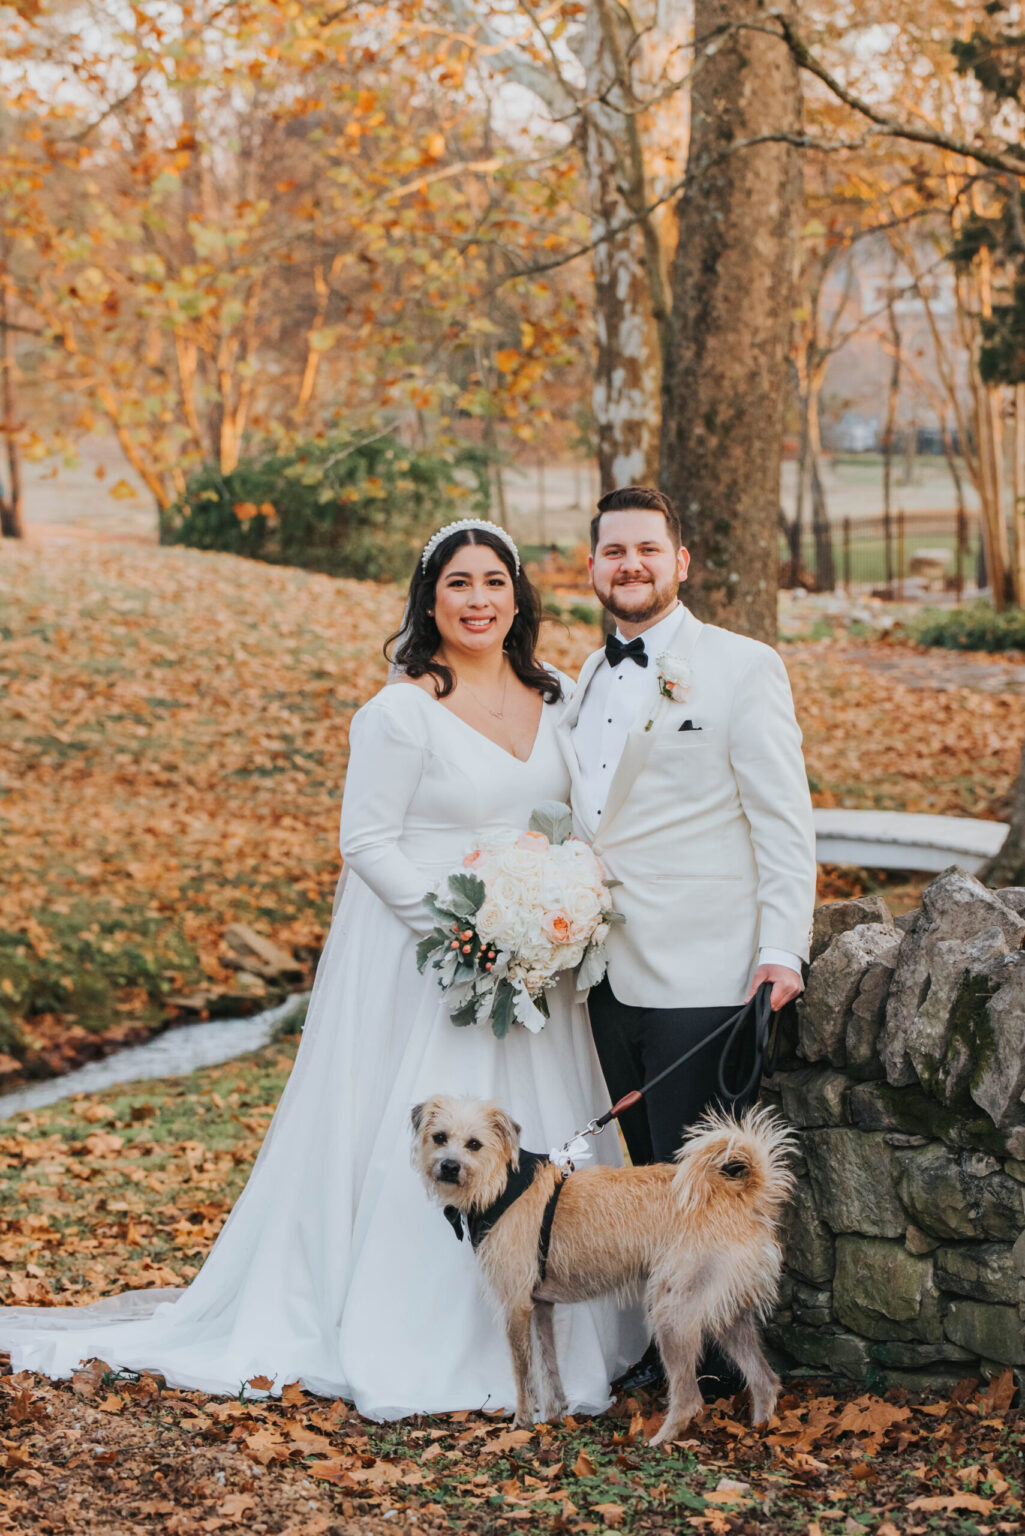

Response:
(572, 603), (802, 979)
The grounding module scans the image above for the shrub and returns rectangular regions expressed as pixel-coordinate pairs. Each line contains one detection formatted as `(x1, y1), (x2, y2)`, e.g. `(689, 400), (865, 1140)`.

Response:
(160, 434), (490, 582)
(568, 602), (600, 626)
(909, 601), (1025, 653)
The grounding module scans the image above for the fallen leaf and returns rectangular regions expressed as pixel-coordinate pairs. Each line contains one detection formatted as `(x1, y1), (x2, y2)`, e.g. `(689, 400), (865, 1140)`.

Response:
(908, 1493), (995, 1514)
(979, 1368), (1016, 1413)
(488, 1428), (535, 1454)
(590, 1503), (625, 1526)
(835, 1399), (910, 1436)
(572, 1449), (596, 1477)
(217, 1493), (255, 1519)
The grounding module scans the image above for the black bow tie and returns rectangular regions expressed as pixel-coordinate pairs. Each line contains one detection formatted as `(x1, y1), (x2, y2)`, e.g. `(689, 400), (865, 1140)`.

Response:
(605, 634), (648, 669)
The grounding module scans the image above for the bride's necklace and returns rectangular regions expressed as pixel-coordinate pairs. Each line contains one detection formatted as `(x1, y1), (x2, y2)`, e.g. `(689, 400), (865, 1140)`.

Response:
(459, 663), (510, 720)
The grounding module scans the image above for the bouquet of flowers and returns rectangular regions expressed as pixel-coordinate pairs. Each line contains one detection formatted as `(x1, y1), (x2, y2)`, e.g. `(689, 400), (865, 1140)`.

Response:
(416, 802), (624, 1037)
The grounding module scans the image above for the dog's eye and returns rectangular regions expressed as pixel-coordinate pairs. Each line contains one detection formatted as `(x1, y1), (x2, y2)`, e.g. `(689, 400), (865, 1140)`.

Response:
(465, 1138), (482, 1152)
(432, 1131), (448, 1146)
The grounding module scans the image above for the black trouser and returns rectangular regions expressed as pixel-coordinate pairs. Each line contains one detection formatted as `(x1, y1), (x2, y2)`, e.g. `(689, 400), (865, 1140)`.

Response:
(588, 976), (760, 1166)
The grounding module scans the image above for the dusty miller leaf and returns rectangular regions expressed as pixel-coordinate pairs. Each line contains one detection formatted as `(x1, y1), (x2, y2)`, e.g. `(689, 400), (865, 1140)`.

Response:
(528, 800), (573, 845)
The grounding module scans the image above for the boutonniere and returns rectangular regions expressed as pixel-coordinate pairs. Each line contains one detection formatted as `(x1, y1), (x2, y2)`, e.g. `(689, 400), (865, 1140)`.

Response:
(645, 653), (693, 730)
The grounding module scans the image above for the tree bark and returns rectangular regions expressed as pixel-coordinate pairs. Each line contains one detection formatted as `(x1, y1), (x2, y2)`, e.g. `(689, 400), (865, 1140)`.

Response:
(0, 281), (24, 540)
(658, 0), (801, 644)
(577, 0), (686, 492)
(882, 290), (900, 596)
(980, 739), (1025, 887)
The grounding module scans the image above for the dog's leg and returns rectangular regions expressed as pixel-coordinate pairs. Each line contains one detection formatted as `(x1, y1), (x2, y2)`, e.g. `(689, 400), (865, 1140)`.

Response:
(506, 1304), (537, 1426)
(648, 1283), (705, 1447)
(716, 1310), (781, 1426)
(532, 1301), (567, 1422)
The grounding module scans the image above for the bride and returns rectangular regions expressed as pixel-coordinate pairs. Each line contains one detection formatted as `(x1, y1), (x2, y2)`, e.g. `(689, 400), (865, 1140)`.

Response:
(0, 518), (644, 1418)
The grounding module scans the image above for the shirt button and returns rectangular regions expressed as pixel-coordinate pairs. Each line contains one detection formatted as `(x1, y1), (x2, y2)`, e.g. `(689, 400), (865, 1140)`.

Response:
(607, 718), (612, 723)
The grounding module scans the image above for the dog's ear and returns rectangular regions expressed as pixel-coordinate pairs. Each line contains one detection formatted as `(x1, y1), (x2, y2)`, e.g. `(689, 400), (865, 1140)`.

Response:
(487, 1108), (522, 1169)
(410, 1101), (428, 1135)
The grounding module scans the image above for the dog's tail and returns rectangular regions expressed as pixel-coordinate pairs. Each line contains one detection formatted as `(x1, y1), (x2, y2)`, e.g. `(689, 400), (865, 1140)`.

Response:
(672, 1104), (795, 1236)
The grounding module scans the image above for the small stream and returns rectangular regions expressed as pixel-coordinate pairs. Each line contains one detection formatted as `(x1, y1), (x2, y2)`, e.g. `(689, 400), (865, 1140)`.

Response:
(0, 994), (309, 1122)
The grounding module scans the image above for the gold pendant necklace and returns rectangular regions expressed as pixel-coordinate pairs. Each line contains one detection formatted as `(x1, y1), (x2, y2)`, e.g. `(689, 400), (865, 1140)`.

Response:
(460, 664), (510, 720)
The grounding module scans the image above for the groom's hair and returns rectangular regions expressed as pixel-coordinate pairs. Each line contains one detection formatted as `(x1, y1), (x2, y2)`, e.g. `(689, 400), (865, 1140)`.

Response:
(590, 486), (682, 551)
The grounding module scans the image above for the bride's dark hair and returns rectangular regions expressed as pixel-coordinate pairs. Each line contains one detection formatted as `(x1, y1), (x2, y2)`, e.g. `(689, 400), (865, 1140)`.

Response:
(385, 528), (562, 702)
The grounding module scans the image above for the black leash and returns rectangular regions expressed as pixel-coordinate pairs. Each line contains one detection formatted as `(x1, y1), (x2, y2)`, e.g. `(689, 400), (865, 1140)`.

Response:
(554, 981), (788, 1162)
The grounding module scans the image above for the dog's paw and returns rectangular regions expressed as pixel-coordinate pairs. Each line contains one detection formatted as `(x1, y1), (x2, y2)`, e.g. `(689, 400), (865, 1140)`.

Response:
(650, 1405), (703, 1446)
(545, 1397), (568, 1423)
(750, 1395), (779, 1427)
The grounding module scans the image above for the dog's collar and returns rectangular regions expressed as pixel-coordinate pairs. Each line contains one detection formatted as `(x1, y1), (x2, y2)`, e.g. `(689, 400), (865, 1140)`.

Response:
(442, 1149), (565, 1279)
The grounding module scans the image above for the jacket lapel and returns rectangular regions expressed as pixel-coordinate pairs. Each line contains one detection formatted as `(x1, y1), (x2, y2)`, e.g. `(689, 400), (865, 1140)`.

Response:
(561, 649), (605, 731)
(557, 648), (605, 838)
(594, 607), (704, 843)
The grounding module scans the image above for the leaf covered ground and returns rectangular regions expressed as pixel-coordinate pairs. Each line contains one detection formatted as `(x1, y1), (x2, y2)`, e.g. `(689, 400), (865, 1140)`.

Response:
(3, 541), (1024, 1080)
(0, 1042), (1021, 1536)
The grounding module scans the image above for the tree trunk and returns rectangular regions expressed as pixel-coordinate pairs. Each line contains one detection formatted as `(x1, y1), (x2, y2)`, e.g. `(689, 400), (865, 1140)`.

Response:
(882, 292), (900, 596)
(980, 737), (1025, 886)
(1014, 383), (1025, 607)
(0, 283), (24, 540)
(658, 0), (801, 644)
(806, 376), (834, 590)
(577, 2), (676, 492)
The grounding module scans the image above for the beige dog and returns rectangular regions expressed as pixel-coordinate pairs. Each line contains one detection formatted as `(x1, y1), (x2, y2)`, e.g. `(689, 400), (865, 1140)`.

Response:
(412, 1095), (793, 1444)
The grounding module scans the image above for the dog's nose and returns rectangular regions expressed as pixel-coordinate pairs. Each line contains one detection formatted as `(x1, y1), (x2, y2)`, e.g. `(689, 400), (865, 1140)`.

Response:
(438, 1159), (461, 1183)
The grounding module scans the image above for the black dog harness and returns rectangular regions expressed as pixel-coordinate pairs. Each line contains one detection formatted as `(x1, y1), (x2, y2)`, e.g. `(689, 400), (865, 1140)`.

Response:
(443, 1149), (566, 1282)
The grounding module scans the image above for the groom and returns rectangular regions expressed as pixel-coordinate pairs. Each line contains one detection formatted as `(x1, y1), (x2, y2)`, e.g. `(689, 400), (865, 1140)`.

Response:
(558, 485), (817, 1391)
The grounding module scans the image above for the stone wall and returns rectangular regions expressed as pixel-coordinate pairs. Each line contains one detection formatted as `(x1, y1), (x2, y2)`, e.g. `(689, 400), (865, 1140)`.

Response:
(763, 868), (1025, 1391)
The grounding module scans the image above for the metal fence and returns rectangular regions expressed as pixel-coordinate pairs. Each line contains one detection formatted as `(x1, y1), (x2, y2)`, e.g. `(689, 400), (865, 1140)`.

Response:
(780, 511), (982, 599)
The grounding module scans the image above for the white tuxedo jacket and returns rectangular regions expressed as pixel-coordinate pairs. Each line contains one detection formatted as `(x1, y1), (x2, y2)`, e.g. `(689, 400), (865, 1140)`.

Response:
(559, 606), (816, 1008)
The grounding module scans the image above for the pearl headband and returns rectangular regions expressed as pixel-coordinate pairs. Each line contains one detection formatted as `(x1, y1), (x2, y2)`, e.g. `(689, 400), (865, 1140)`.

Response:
(420, 519), (521, 575)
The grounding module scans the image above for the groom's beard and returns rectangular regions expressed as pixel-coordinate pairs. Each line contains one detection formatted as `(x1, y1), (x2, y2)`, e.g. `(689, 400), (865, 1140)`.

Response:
(593, 571), (680, 627)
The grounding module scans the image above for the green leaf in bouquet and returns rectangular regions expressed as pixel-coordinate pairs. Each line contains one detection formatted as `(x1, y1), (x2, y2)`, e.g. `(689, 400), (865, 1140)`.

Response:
(528, 800), (573, 845)
(446, 871), (486, 911)
(602, 909), (627, 925)
(450, 995), (480, 1028)
(576, 940), (609, 991)
(511, 981), (547, 1033)
(603, 878), (622, 889)
(425, 892), (458, 923)
(490, 980), (516, 1039)
(416, 931), (446, 972)
(453, 960), (477, 985)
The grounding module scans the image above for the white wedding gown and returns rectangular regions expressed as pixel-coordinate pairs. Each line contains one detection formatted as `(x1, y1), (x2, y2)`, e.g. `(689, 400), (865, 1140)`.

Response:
(0, 683), (644, 1418)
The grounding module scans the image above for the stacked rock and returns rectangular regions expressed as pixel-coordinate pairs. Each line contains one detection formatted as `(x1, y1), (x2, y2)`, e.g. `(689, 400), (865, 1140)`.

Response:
(765, 868), (1025, 1392)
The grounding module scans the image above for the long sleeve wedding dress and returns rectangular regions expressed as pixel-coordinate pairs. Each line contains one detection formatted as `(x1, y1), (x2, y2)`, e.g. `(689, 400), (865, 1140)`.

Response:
(0, 683), (644, 1418)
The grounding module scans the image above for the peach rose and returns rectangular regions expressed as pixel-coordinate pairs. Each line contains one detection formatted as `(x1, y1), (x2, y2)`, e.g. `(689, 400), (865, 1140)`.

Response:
(516, 830), (550, 853)
(462, 848), (486, 869)
(541, 909), (574, 945)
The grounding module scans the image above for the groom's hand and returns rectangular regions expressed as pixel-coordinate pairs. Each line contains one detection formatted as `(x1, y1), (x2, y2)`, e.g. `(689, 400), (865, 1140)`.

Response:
(745, 964), (803, 1011)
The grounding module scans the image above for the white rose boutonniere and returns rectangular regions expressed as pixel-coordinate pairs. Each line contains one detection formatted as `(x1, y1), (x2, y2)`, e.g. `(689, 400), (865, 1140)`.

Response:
(645, 653), (693, 730)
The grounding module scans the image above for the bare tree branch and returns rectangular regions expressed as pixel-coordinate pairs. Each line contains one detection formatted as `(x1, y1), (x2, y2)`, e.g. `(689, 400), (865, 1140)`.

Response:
(770, 12), (1025, 179)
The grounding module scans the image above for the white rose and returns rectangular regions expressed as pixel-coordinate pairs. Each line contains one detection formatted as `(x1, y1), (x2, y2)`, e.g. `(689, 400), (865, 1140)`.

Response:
(564, 885), (602, 934)
(655, 652), (692, 704)
(476, 898), (504, 942)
